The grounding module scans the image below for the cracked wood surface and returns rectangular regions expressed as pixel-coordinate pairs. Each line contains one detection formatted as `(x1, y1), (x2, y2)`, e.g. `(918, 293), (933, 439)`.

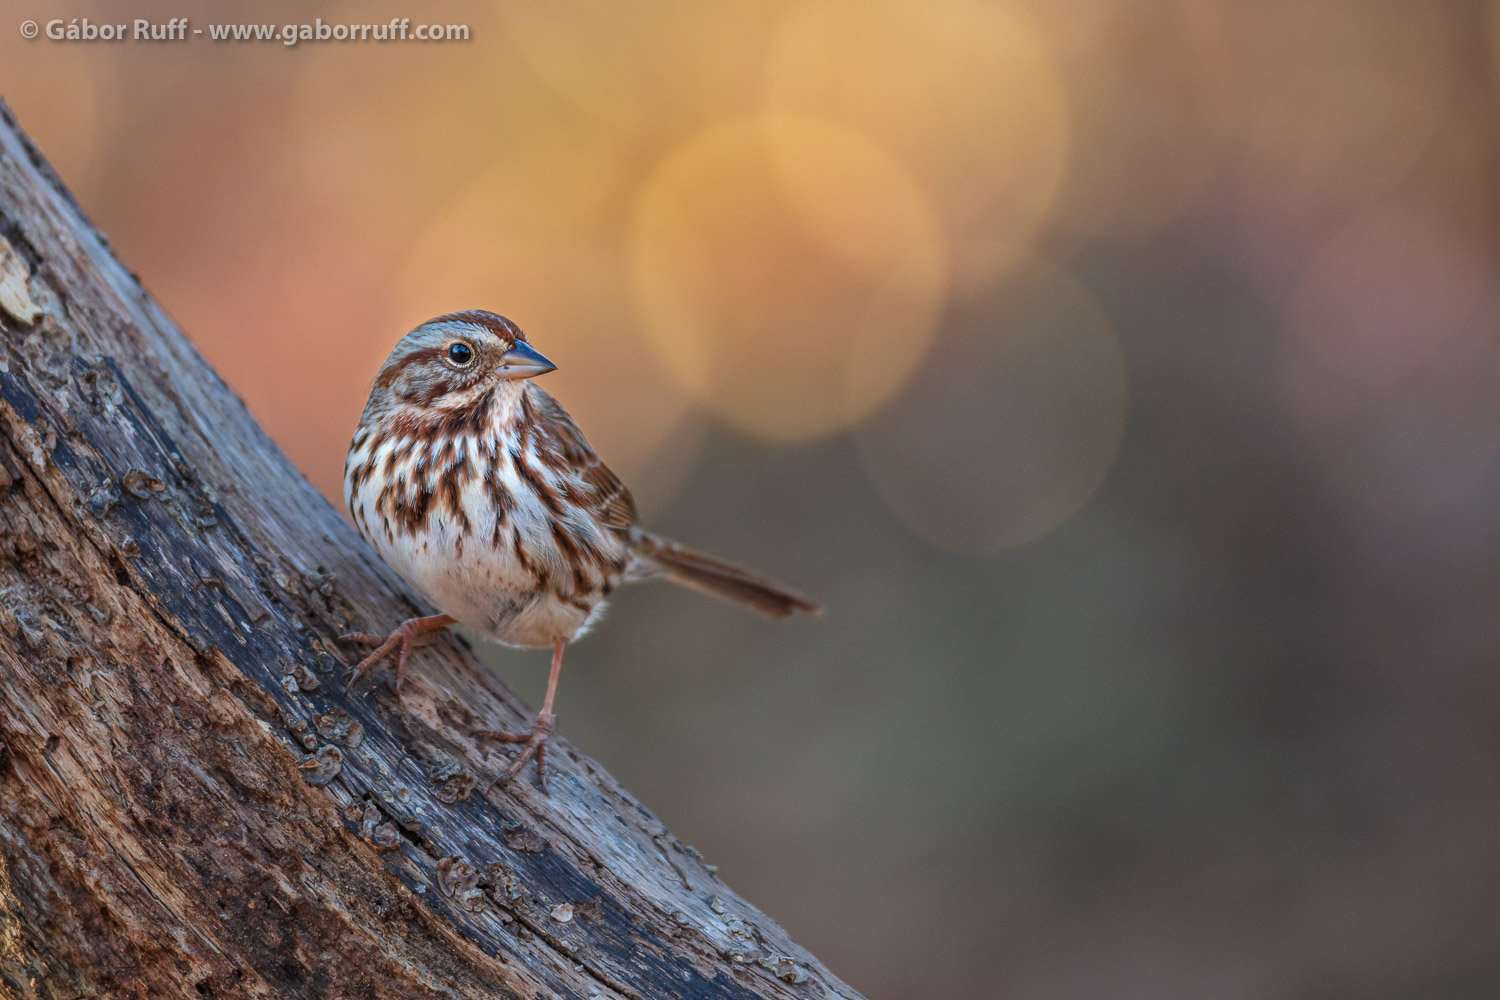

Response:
(0, 104), (860, 1000)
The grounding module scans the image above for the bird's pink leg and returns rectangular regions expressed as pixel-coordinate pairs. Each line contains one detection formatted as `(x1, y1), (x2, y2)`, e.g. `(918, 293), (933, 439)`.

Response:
(340, 613), (456, 694)
(476, 639), (566, 792)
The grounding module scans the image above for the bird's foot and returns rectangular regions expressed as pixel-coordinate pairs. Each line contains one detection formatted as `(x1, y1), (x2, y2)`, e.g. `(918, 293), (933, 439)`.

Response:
(476, 712), (555, 792)
(340, 613), (455, 694)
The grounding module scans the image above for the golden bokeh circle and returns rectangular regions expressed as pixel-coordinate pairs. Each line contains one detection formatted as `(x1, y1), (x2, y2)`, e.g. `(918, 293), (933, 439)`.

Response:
(289, 4), (554, 248)
(496, 0), (789, 139)
(630, 114), (948, 442)
(856, 258), (1128, 554)
(764, 0), (1070, 293)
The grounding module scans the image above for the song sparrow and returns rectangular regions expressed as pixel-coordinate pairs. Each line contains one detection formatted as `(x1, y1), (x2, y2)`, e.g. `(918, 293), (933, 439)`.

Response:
(342, 311), (819, 790)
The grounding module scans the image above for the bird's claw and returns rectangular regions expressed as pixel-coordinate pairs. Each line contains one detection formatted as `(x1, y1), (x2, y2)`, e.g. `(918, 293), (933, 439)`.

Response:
(476, 713), (555, 792)
(340, 628), (412, 695)
(338, 615), (453, 694)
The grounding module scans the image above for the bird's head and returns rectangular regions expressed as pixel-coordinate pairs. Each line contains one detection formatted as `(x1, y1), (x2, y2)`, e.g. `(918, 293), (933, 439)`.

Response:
(371, 310), (556, 412)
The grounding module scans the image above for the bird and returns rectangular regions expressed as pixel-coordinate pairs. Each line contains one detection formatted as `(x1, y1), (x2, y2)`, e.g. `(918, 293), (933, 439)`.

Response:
(341, 311), (820, 791)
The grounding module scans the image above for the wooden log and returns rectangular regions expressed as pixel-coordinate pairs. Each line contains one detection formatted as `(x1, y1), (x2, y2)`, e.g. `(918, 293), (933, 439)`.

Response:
(0, 103), (860, 1000)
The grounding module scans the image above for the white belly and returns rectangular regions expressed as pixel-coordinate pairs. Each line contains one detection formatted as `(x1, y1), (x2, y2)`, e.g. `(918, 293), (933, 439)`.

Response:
(346, 432), (624, 646)
(380, 515), (605, 647)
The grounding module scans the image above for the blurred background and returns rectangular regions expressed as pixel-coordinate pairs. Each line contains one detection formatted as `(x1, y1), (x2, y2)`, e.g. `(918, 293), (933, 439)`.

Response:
(7, 0), (1500, 994)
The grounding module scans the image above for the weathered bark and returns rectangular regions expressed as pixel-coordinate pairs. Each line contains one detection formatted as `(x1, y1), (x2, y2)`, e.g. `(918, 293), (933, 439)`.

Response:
(0, 104), (859, 999)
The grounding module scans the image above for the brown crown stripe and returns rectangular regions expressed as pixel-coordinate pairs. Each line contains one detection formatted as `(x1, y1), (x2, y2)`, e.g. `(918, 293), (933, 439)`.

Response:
(424, 310), (527, 342)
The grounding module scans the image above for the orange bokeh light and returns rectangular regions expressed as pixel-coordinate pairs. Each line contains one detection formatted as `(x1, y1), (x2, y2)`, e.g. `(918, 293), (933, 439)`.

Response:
(765, 0), (1070, 294)
(630, 114), (947, 442)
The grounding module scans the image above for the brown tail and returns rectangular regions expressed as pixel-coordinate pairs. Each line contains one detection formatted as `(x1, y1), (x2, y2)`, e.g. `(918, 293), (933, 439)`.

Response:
(634, 532), (821, 619)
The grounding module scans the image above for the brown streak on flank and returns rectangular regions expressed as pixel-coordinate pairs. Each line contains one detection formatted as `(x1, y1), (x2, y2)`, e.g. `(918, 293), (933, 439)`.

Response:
(517, 391), (537, 452)
(512, 448), (564, 516)
(381, 441), (407, 481)
(466, 396), (489, 437)
(437, 461), (472, 536)
(377, 473), (407, 519)
(511, 524), (540, 585)
(346, 456), (371, 498)
(393, 484), (432, 535)
(485, 472), (512, 526)
(426, 310), (528, 343)
(534, 446), (571, 474)
(548, 523), (591, 596)
(524, 384), (637, 528)
(571, 526), (616, 576)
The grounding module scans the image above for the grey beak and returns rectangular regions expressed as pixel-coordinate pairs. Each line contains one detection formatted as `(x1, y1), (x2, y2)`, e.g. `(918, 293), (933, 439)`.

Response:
(498, 341), (558, 379)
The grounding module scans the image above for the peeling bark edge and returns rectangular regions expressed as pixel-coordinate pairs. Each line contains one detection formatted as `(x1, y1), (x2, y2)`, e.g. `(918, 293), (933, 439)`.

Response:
(0, 103), (859, 999)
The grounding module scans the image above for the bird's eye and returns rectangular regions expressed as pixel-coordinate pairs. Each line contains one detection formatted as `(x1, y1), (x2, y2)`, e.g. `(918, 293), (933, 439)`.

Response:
(447, 342), (474, 367)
